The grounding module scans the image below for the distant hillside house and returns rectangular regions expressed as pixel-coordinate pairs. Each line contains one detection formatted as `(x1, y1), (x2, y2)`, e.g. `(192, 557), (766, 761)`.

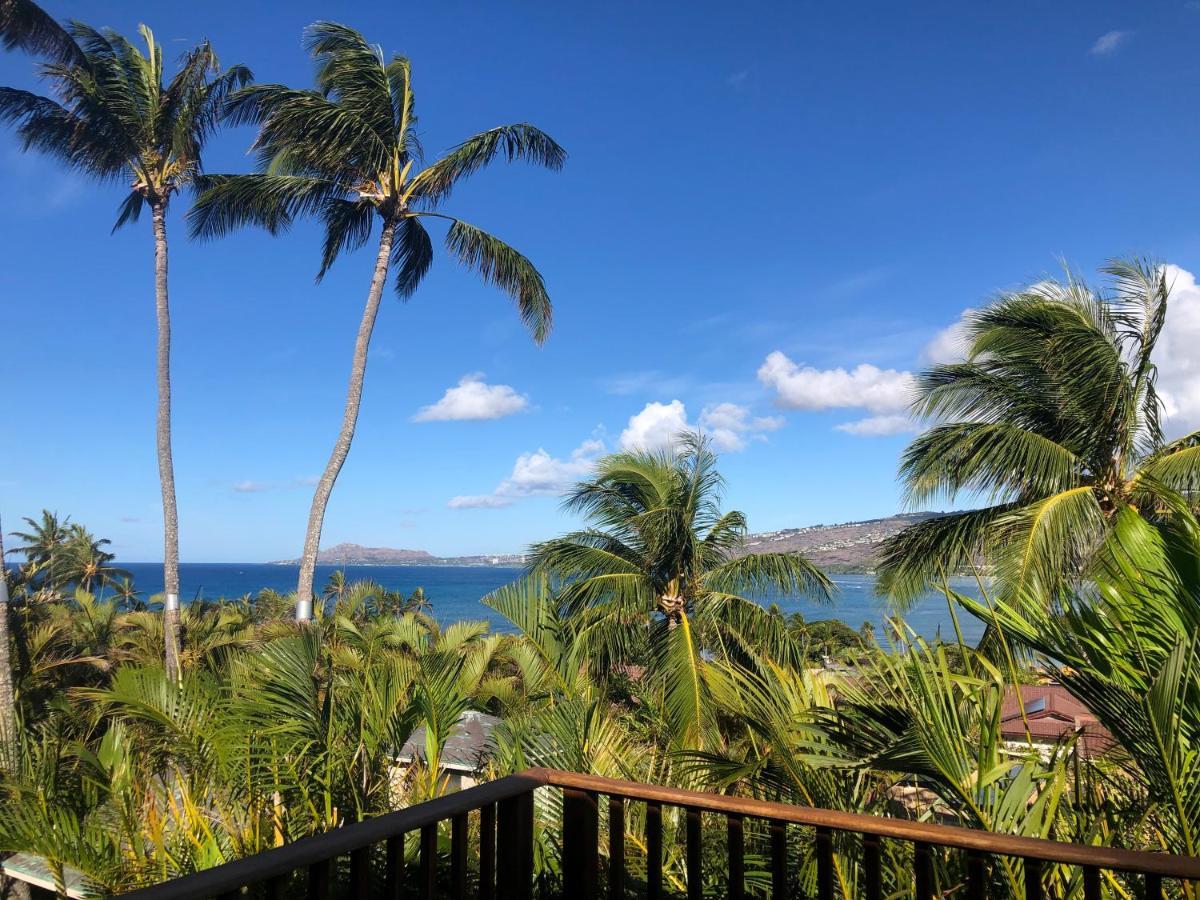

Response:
(1000, 684), (1113, 756)
(395, 710), (499, 791)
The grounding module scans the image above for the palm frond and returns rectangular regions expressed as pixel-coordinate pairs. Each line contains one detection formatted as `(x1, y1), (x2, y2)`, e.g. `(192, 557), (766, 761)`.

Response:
(316, 197), (374, 280)
(877, 505), (1017, 605)
(391, 214), (433, 297)
(411, 124), (566, 206)
(440, 217), (552, 342)
(0, 0), (84, 64)
(703, 551), (833, 604)
(900, 422), (1080, 506)
(188, 174), (341, 239)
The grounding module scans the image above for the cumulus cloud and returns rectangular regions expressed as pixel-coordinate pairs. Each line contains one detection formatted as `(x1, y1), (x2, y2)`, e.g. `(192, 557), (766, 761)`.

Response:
(449, 439), (605, 509)
(617, 400), (780, 453)
(835, 415), (916, 437)
(1090, 30), (1131, 56)
(619, 401), (691, 451)
(922, 309), (975, 364)
(1156, 264), (1200, 434)
(757, 351), (915, 414)
(698, 402), (784, 451)
(413, 374), (529, 422)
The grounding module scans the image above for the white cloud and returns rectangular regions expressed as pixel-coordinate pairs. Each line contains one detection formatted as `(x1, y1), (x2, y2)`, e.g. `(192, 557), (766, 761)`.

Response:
(619, 401), (691, 451)
(449, 439), (605, 509)
(757, 351), (915, 414)
(413, 374), (529, 422)
(835, 415), (917, 437)
(699, 402), (784, 451)
(922, 309), (975, 364)
(233, 480), (272, 493)
(1090, 30), (1132, 56)
(1156, 264), (1200, 434)
(617, 400), (783, 453)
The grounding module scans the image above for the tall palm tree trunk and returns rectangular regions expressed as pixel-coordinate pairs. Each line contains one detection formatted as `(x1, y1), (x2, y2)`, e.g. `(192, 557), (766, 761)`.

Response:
(152, 200), (182, 679)
(295, 220), (397, 620)
(0, 515), (16, 770)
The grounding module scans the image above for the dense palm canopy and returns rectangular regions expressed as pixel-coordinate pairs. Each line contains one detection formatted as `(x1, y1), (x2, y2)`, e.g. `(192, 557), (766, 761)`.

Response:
(879, 260), (1200, 605)
(189, 22), (565, 614)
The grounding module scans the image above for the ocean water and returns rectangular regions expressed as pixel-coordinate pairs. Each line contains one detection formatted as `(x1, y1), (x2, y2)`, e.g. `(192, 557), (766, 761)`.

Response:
(110, 563), (985, 642)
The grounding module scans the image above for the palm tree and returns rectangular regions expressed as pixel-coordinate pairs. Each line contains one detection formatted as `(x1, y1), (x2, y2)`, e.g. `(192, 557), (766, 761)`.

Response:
(878, 260), (1200, 606)
(0, 12), (251, 678)
(0, 516), (15, 768)
(9, 510), (70, 594)
(526, 434), (832, 747)
(189, 22), (565, 620)
(60, 524), (127, 595)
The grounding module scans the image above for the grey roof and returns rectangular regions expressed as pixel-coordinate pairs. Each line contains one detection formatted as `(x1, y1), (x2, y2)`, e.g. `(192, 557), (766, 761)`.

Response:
(397, 710), (500, 772)
(1, 852), (89, 898)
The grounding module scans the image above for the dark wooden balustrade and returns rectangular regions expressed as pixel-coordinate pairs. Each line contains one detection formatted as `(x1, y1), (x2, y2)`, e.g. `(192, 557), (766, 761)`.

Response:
(118, 767), (1200, 899)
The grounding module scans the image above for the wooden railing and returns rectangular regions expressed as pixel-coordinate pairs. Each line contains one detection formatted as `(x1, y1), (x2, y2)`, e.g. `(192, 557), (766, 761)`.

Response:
(118, 767), (1200, 899)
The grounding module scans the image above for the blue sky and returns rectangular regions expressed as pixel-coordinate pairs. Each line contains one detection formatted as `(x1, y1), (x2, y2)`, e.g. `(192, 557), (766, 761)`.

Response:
(4, 1), (1200, 562)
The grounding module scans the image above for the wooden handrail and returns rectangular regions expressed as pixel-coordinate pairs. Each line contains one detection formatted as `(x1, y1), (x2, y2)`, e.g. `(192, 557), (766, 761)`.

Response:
(116, 767), (1200, 898)
(117, 771), (550, 900)
(537, 768), (1200, 880)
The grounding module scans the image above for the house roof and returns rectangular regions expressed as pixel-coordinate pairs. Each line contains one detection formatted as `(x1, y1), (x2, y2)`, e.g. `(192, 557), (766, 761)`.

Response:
(999, 684), (1113, 754)
(0, 853), (88, 898)
(397, 710), (500, 773)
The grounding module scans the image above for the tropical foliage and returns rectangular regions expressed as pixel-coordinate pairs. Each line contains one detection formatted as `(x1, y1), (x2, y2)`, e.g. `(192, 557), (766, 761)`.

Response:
(879, 261), (1200, 607)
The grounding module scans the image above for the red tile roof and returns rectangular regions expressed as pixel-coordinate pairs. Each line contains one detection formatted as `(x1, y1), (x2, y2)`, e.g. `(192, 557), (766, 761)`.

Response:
(1000, 684), (1113, 755)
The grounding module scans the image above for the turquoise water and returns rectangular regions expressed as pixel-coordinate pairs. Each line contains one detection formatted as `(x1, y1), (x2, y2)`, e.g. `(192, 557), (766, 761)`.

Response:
(111, 563), (985, 641)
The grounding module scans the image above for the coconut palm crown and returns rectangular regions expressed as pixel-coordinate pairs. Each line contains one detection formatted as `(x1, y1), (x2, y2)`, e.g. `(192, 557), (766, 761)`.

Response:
(525, 434), (833, 748)
(189, 22), (565, 616)
(0, 20), (250, 224)
(531, 434), (833, 620)
(878, 260), (1200, 605)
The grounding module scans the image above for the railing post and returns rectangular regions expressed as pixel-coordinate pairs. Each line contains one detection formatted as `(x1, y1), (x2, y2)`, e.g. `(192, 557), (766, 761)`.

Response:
(451, 813), (468, 900)
(646, 801), (663, 900)
(267, 873), (290, 900)
(770, 820), (788, 899)
(1024, 857), (1043, 900)
(419, 823), (437, 900)
(1083, 866), (1101, 900)
(608, 796), (625, 900)
(349, 845), (370, 900)
(563, 788), (599, 900)
(686, 807), (703, 900)
(480, 804), (496, 900)
(914, 842), (934, 900)
(965, 850), (986, 900)
(307, 857), (331, 900)
(862, 834), (881, 900)
(1146, 872), (1163, 900)
(385, 833), (406, 900)
(497, 789), (535, 900)
(816, 826), (834, 900)
(727, 814), (744, 900)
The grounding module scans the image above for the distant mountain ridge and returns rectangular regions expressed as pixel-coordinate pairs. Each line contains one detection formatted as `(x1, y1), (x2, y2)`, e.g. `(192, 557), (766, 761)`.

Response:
(268, 513), (946, 570)
(736, 512), (947, 572)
